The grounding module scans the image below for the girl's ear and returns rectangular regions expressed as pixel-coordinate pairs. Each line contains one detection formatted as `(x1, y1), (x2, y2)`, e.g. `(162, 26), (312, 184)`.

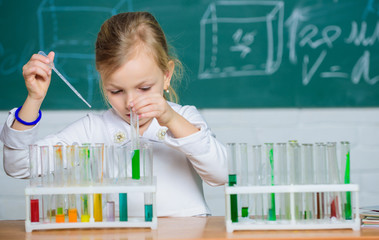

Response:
(164, 60), (175, 90)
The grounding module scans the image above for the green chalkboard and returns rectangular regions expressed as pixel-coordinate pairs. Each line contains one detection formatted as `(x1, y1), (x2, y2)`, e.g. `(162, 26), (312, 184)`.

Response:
(0, 0), (378, 109)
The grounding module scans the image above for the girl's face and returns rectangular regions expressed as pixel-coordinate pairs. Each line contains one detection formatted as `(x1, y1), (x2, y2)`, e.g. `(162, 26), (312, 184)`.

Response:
(102, 51), (171, 130)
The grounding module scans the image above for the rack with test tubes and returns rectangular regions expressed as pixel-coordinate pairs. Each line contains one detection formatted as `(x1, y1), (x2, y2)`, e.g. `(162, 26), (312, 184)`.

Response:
(225, 141), (360, 232)
(25, 141), (156, 232)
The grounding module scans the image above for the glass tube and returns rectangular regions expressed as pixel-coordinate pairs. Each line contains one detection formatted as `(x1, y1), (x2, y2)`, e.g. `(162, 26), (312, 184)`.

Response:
(116, 145), (128, 222)
(276, 143), (290, 220)
(251, 145), (264, 221)
(104, 145), (116, 222)
(40, 145), (50, 223)
(66, 145), (78, 222)
(29, 145), (40, 223)
(227, 143), (238, 223)
(131, 110), (140, 180)
(264, 143), (276, 221)
(341, 141), (352, 220)
(143, 143), (154, 222)
(314, 143), (328, 220)
(91, 144), (104, 222)
(302, 144), (315, 220)
(53, 145), (65, 223)
(288, 142), (302, 220)
(238, 143), (249, 219)
(78, 145), (90, 222)
(326, 142), (342, 220)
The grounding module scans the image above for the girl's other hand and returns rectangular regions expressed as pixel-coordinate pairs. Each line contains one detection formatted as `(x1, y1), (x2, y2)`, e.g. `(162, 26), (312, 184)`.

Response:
(22, 51), (55, 102)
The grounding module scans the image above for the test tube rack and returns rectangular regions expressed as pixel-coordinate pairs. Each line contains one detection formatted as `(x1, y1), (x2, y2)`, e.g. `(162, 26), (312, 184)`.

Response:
(25, 178), (157, 232)
(225, 183), (360, 232)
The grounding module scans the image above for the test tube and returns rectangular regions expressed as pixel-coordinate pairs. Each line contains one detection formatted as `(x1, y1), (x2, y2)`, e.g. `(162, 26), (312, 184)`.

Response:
(104, 145), (116, 222)
(79, 145), (90, 222)
(265, 143), (276, 221)
(66, 145), (78, 222)
(326, 142), (342, 220)
(115, 145), (128, 222)
(301, 144), (315, 220)
(288, 141), (302, 220)
(250, 145), (264, 221)
(276, 143), (290, 220)
(227, 143), (238, 223)
(237, 143), (249, 219)
(29, 145), (40, 223)
(91, 143), (104, 222)
(314, 143), (328, 220)
(130, 109), (140, 180)
(40, 145), (50, 223)
(341, 141), (352, 220)
(143, 143), (154, 222)
(53, 145), (65, 223)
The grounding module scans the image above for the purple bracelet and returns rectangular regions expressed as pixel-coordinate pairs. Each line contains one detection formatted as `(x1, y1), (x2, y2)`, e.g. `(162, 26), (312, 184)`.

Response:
(15, 106), (42, 126)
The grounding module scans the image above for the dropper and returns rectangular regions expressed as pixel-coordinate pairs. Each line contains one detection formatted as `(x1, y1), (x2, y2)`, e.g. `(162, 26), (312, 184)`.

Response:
(38, 51), (92, 108)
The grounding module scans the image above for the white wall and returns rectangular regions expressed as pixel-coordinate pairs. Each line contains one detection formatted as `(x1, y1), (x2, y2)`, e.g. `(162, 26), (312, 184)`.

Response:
(1, 108), (379, 219)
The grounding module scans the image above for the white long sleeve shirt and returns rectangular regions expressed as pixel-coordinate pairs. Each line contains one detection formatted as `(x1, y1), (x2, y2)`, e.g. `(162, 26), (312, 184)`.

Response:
(0, 102), (228, 217)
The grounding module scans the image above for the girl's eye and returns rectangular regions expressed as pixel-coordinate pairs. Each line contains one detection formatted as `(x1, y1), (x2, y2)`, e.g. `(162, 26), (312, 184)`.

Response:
(110, 90), (122, 94)
(140, 86), (151, 91)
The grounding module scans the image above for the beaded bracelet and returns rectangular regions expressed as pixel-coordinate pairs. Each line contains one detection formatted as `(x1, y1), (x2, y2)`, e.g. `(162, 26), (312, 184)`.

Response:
(15, 106), (42, 126)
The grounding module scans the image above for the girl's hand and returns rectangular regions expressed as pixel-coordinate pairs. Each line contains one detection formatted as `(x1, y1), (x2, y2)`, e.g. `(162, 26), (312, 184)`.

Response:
(22, 52), (55, 102)
(131, 93), (174, 127)
(131, 93), (200, 138)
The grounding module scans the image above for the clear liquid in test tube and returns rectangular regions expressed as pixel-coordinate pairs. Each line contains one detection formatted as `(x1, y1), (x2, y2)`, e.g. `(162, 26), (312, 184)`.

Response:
(40, 145), (50, 223)
(276, 143), (290, 220)
(251, 145), (264, 221)
(238, 143), (249, 219)
(315, 143), (328, 220)
(288, 141), (302, 220)
(301, 144), (315, 220)
(227, 143), (238, 223)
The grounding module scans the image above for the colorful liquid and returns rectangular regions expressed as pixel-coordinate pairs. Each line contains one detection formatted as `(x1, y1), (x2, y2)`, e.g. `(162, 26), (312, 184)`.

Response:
(132, 149), (140, 180)
(30, 199), (39, 222)
(68, 208), (77, 222)
(145, 204), (153, 222)
(119, 193), (128, 221)
(106, 201), (115, 222)
(241, 207), (249, 218)
(94, 194), (103, 222)
(268, 193), (276, 221)
(229, 174), (238, 222)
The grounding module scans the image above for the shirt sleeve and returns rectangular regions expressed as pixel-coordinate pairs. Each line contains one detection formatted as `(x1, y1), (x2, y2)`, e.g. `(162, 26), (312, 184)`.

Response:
(0, 108), (92, 178)
(163, 105), (228, 187)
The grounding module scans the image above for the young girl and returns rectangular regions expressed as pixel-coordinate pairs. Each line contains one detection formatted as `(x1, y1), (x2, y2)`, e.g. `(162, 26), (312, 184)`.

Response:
(0, 12), (227, 217)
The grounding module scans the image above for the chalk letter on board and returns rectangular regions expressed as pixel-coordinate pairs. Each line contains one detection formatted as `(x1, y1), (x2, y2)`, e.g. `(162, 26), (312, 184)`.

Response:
(302, 50), (327, 86)
(351, 50), (379, 85)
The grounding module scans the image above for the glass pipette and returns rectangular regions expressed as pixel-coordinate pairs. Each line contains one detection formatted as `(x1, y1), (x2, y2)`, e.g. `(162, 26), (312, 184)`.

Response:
(38, 51), (92, 108)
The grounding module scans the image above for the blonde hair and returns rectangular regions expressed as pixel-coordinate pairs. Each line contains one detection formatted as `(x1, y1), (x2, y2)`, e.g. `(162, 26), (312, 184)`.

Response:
(95, 12), (182, 103)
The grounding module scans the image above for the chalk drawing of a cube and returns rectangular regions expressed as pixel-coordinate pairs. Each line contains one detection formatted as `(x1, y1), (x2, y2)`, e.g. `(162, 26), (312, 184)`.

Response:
(199, 1), (284, 79)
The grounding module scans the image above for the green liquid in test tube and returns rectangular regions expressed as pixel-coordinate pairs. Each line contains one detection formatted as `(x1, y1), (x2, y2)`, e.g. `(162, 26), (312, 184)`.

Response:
(130, 109), (140, 180)
(341, 141), (352, 220)
(265, 143), (276, 221)
(227, 143), (238, 223)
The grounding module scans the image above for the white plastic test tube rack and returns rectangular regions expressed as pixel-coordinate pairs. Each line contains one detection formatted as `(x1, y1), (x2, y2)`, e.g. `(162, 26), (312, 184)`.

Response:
(225, 184), (360, 232)
(25, 178), (157, 232)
